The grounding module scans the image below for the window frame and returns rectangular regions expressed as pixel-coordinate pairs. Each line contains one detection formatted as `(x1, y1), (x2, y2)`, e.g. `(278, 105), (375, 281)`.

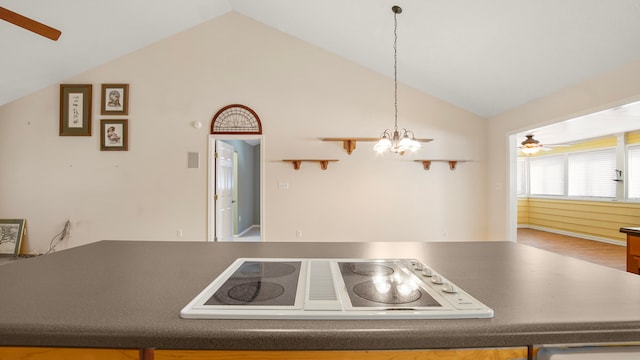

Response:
(627, 143), (640, 201)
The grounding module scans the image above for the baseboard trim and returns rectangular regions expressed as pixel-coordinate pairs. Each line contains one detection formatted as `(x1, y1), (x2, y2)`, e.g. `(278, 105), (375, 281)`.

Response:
(235, 225), (260, 238)
(519, 225), (625, 246)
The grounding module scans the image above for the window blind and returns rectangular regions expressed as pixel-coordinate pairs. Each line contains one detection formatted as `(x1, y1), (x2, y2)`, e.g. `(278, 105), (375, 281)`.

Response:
(529, 155), (565, 196)
(567, 149), (616, 198)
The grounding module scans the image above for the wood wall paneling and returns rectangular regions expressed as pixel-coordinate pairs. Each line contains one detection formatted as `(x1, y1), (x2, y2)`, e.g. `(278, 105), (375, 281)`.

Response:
(518, 198), (640, 243)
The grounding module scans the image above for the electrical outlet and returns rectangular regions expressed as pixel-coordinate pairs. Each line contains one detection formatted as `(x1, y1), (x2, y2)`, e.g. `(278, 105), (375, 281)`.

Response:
(177, 228), (183, 238)
(296, 229), (302, 238)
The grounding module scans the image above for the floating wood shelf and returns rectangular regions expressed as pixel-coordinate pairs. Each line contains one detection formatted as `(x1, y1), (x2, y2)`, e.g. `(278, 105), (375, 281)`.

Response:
(322, 137), (434, 155)
(283, 159), (339, 170)
(415, 160), (469, 170)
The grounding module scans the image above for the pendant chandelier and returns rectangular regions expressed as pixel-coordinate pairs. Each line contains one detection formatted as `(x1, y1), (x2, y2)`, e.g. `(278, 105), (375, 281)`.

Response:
(374, 5), (421, 155)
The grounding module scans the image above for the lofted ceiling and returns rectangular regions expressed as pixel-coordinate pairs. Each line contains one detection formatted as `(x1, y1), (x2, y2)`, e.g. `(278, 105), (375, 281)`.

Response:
(2, 0), (640, 120)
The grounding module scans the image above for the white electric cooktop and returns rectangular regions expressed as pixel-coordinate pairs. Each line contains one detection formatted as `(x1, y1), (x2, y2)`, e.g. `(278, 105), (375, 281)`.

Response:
(181, 258), (494, 320)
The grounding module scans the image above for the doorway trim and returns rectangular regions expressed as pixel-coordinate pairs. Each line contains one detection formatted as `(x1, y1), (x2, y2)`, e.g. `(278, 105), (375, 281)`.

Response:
(208, 134), (264, 242)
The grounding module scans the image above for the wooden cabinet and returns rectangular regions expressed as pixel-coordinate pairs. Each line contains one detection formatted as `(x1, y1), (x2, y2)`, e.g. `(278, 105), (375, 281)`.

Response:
(628, 234), (640, 274)
(0, 347), (139, 360)
(155, 347), (528, 360)
(0, 347), (528, 360)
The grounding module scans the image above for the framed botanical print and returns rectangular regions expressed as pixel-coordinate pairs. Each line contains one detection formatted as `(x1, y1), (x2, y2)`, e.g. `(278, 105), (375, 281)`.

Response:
(0, 219), (25, 258)
(60, 84), (92, 136)
(101, 83), (129, 115)
(100, 119), (128, 151)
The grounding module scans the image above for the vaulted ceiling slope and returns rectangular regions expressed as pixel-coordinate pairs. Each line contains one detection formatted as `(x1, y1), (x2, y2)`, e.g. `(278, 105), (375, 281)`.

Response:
(2, 0), (640, 118)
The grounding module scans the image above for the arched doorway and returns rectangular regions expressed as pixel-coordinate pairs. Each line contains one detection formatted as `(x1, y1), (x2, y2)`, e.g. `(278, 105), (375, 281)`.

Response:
(209, 104), (263, 242)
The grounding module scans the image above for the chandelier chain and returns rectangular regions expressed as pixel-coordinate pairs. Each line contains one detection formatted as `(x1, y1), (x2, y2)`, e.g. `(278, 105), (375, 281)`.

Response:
(393, 9), (399, 131)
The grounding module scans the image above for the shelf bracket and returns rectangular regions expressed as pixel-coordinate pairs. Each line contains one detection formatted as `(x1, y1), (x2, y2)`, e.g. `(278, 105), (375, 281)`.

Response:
(283, 159), (339, 170)
(321, 138), (379, 155)
(342, 139), (357, 155)
(415, 160), (466, 171)
(419, 160), (432, 170)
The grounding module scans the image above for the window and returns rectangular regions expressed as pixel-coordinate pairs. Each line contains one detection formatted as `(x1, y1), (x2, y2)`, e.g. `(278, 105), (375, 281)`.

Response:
(516, 157), (527, 196)
(521, 134), (640, 201)
(568, 149), (616, 198)
(529, 155), (565, 196)
(629, 145), (640, 199)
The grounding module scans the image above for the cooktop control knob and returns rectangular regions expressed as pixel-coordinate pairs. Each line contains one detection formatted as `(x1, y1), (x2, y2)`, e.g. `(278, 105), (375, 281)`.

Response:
(422, 268), (434, 277)
(442, 283), (457, 294)
(431, 275), (444, 284)
(414, 262), (424, 271)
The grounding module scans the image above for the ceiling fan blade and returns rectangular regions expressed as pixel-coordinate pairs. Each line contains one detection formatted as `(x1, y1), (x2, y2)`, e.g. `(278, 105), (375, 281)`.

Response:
(0, 7), (61, 41)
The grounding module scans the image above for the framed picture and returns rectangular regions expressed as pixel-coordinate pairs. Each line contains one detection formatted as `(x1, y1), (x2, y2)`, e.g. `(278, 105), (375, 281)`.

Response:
(60, 84), (92, 136)
(0, 219), (25, 258)
(100, 119), (128, 151)
(101, 84), (129, 115)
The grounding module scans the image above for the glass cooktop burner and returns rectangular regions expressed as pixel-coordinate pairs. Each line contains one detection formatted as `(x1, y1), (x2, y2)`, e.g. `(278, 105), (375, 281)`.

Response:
(239, 262), (297, 278)
(204, 261), (301, 306)
(227, 281), (285, 302)
(352, 281), (422, 304)
(348, 263), (394, 276)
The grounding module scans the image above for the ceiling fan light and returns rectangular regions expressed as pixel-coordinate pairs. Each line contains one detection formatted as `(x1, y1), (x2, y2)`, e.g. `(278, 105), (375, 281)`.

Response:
(521, 146), (541, 155)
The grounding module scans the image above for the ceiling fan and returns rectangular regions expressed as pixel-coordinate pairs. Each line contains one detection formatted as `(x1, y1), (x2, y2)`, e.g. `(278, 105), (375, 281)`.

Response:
(518, 134), (569, 155)
(0, 7), (61, 41)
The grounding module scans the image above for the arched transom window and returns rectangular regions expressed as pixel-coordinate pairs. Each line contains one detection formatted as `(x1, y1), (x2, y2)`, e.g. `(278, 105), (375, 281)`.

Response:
(210, 104), (262, 134)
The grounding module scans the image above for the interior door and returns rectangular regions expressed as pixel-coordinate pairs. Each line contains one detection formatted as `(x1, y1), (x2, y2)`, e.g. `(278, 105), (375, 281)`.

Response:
(215, 140), (235, 241)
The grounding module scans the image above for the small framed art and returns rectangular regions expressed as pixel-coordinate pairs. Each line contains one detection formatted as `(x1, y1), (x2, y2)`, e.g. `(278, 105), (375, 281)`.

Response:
(100, 119), (128, 151)
(0, 219), (25, 258)
(60, 84), (92, 136)
(101, 84), (129, 115)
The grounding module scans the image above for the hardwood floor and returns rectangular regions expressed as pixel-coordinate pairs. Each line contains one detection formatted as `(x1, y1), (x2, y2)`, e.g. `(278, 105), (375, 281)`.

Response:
(517, 228), (626, 271)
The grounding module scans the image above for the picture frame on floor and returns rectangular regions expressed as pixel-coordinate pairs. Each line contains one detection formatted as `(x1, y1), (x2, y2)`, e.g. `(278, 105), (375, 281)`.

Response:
(0, 219), (26, 258)
(59, 84), (92, 136)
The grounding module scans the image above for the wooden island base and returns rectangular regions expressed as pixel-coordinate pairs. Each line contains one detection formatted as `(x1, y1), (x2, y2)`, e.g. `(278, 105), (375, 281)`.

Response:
(0, 347), (528, 360)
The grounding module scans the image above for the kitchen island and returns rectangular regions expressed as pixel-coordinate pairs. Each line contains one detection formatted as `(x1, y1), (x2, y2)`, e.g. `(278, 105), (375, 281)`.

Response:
(0, 240), (639, 358)
(621, 226), (640, 274)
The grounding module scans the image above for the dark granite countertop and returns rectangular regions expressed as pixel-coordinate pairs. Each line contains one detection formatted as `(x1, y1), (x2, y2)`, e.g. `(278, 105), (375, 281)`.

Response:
(621, 227), (640, 236)
(0, 240), (639, 350)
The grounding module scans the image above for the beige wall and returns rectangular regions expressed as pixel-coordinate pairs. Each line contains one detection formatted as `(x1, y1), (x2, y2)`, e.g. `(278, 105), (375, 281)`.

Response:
(487, 60), (640, 241)
(0, 13), (488, 252)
